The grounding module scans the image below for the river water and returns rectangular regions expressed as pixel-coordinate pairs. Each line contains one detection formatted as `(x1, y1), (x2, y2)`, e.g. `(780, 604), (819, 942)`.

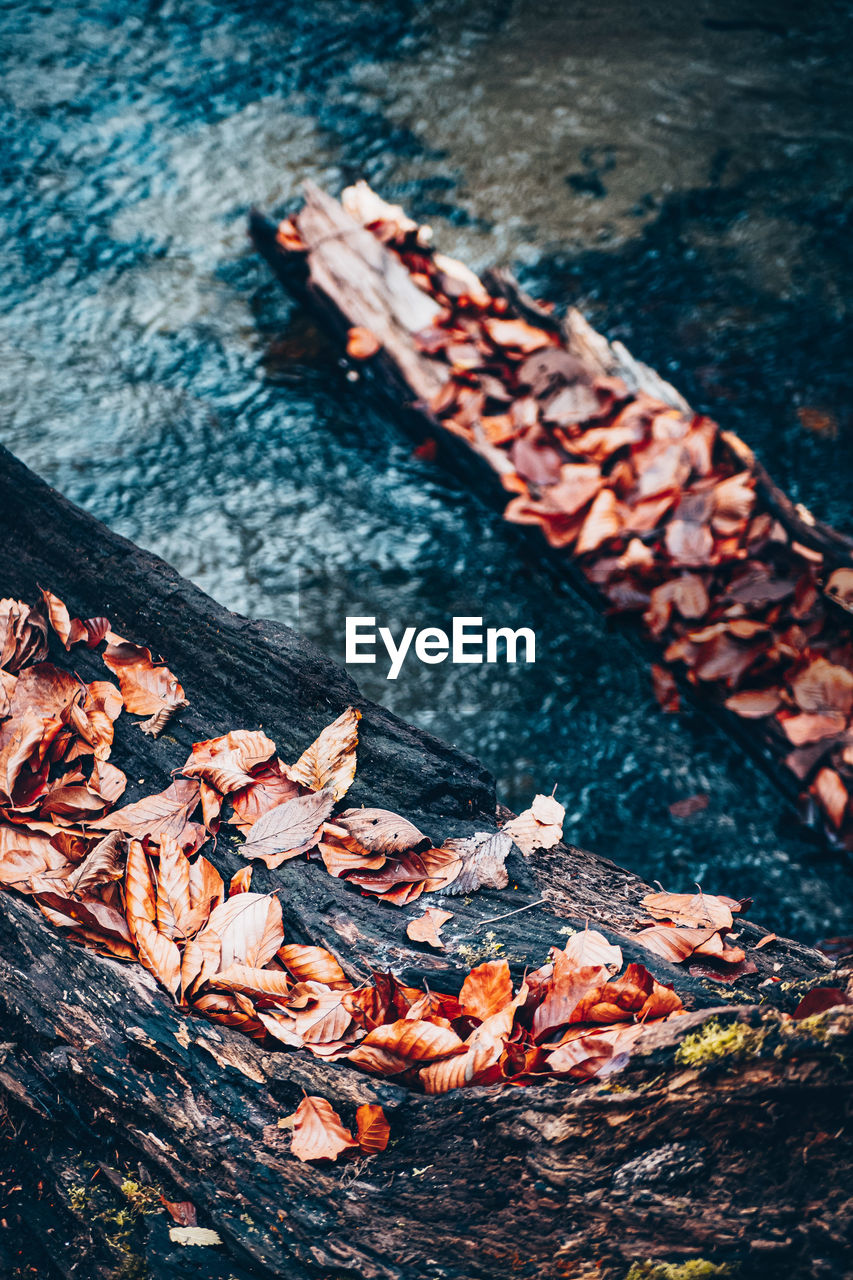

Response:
(2, 0), (851, 941)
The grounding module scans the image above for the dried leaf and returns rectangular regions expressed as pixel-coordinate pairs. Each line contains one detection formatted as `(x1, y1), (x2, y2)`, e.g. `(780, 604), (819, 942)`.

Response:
(182, 729), (276, 794)
(0, 598), (48, 672)
(336, 807), (428, 854)
(355, 1103), (390, 1154)
(102, 639), (188, 735)
(228, 866), (253, 896)
(406, 907), (453, 949)
(288, 1095), (358, 1163)
(40, 590), (108, 650)
(278, 943), (350, 989)
(285, 707), (361, 801)
(229, 761), (300, 832)
(441, 830), (512, 895)
(640, 890), (734, 931)
(239, 789), (335, 867)
(562, 929), (623, 973)
(503, 793), (564, 855)
(203, 892), (283, 970)
(94, 778), (202, 849)
(66, 831), (126, 897)
(459, 959), (513, 1021)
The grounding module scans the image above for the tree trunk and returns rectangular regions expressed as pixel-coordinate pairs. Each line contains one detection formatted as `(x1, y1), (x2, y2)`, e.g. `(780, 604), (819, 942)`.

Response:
(248, 185), (853, 853)
(0, 445), (849, 1280)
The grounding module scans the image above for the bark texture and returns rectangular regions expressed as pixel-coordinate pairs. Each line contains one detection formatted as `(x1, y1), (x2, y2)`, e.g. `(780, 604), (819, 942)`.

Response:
(0, 446), (850, 1280)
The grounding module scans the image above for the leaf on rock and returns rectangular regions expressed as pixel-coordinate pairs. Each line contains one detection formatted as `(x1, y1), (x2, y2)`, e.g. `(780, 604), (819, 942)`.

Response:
(239, 789), (335, 867)
(355, 1103), (390, 1154)
(102, 639), (188, 736)
(459, 959), (513, 1021)
(640, 890), (735, 931)
(562, 929), (623, 973)
(335, 807), (429, 854)
(406, 907), (453, 949)
(278, 943), (350, 989)
(203, 892), (283, 970)
(288, 1095), (358, 1163)
(182, 729), (276, 795)
(0, 598), (48, 672)
(285, 707), (361, 802)
(40, 589), (108, 650)
(229, 761), (300, 832)
(95, 778), (203, 849)
(503, 793), (564, 855)
(441, 830), (512, 895)
(66, 831), (126, 897)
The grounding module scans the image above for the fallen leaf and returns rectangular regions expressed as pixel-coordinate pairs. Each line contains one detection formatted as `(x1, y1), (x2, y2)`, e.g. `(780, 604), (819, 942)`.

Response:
(0, 598), (48, 672)
(335, 807), (428, 854)
(182, 729), (276, 794)
(288, 1095), (358, 1162)
(239, 789), (335, 867)
(168, 1226), (222, 1247)
(503, 793), (564, 855)
(406, 907), (453, 949)
(459, 959), (513, 1021)
(94, 778), (203, 849)
(355, 1103), (390, 1154)
(285, 707), (361, 801)
(203, 892), (283, 970)
(39, 590), (108, 651)
(562, 929), (623, 973)
(441, 830), (512, 895)
(792, 987), (852, 1019)
(640, 890), (734, 931)
(102, 639), (188, 736)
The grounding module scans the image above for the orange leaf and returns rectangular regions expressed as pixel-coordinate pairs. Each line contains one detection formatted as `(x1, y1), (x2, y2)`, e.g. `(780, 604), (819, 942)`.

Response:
(459, 959), (513, 1022)
(182, 729), (276, 795)
(228, 866), (253, 896)
(335, 807), (428, 854)
(278, 944), (350, 989)
(351, 1018), (466, 1067)
(355, 1104), (390, 1154)
(102, 639), (188, 736)
(640, 890), (734, 931)
(288, 1095), (358, 1162)
(406, 907), (453, 949)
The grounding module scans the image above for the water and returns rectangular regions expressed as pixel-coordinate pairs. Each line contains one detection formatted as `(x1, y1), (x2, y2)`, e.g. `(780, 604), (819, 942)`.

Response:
(2, 0), (851, 941)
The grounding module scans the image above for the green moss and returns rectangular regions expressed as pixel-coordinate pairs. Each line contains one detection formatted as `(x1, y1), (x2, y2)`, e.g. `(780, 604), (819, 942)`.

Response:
(675, 1018), (767, 1069)
(64, 1173), (165, 1278)
(455, 930), (505, 965)
(624, 1261), (731, 1280)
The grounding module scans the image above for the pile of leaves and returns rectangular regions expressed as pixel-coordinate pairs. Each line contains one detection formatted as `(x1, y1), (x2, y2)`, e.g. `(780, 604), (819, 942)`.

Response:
(279, 183), (853, 852)
(0, 589), (690, 1113)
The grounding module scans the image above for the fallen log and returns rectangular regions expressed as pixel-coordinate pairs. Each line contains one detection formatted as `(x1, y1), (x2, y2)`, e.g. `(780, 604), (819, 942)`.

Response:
(249, 183), (853, 855)
(0, 444), (850, 1280)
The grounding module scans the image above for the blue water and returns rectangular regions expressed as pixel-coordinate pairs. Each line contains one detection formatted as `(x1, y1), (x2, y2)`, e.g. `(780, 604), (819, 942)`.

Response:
(2, 0), (851, 940)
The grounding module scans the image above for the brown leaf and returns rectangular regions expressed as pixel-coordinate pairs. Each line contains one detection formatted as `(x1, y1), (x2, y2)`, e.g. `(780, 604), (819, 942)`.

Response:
(155, 834), (193, 940)
(355, 1104), (390, 1154)
(441, 830), (512, 895)
(285, 707), (361, 802)
(288, 1095), (358, 1163)
(724, 688), (783, 719)
(335, 807), (428, 854)
(406, 907), (453, 949)
(239, 789), (335, 867)
(482, 317), (551, 355)
(40, 590), (108, 650)
(124, 840), (181, 996)
(562, 929), (623, 973)
(0, 598), (48, 672)
(87, 758), (127, 806)
(790, 658), (853, 717)
(640, 890), (734, 931)
(779, 712), (847, 746)
(203, 892), (283, 970)
(182, 729), (276, 794)
(459, 959), (513, 1021)
(229, 761), (300, 832)
(228, 866), (253, 896)
(94, 778), (203, 849)
(810, 767), (848, 830)
(350, 1018), (467, 1069)
(278, 944), (350, 989)
(67, 681), (123, 761)
(162, 1200), (197, 1227)
(575, 489), (623, 556)
(651, 664), (680, 713)
(66, 831), (126, 897)
(503, 794), (564, 855)
(633, 924), (719, 964)
(102, 639), (188, 735)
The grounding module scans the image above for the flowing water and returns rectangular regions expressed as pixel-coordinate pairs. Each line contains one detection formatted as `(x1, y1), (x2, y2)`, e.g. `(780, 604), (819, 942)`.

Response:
(2, 0), (852, 941)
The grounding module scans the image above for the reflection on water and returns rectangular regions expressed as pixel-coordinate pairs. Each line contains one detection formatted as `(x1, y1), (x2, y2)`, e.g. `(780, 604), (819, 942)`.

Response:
(1, 0), (851, 940)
